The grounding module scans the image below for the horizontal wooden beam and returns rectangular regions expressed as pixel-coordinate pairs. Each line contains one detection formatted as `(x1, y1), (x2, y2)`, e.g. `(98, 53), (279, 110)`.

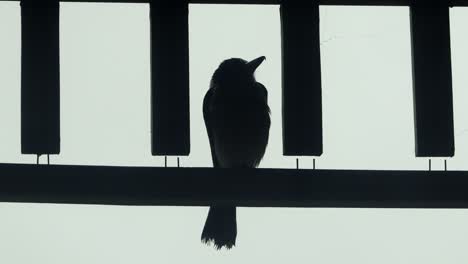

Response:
(1, 163), (468, 208)
(1, 0), (468, 6)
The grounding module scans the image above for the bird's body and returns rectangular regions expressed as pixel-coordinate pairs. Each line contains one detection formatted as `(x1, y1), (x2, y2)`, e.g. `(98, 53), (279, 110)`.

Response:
(201, 57), (270, 249)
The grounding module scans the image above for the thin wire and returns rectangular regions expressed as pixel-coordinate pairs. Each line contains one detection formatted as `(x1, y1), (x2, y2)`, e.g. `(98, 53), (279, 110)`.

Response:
(36, 154), (39, 165)
(296, 158), (299, 169)
(444, 159), (447, 171)
(177, 157), (180, 168)
(165, 156), (167, 167)
(429, 159), (431, 171)
(47, 154), (50, 165)
(313, 158), (316, 170)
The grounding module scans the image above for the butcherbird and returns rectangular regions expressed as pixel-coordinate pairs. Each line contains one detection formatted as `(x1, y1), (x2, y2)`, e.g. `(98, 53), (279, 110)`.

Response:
(201, 56), (271, 249)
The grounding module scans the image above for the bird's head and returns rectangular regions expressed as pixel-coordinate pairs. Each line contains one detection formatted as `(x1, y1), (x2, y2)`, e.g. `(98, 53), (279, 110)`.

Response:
(211, 56), (266, 89)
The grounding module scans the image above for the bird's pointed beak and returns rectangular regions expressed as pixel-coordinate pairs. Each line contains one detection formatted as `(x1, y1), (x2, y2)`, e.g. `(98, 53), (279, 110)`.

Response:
(247, 56), (266, 73)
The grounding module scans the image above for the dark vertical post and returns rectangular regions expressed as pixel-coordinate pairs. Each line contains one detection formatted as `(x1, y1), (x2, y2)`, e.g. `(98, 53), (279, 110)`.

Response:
(410, 0), (454, 157)
(21, 0), (60, 155)
(150, 0), (190, 156)
(280, 0), (323, 156)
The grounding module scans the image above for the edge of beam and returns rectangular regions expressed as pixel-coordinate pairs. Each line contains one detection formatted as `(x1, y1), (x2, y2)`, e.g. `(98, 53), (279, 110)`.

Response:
(1, 0), (468, 6)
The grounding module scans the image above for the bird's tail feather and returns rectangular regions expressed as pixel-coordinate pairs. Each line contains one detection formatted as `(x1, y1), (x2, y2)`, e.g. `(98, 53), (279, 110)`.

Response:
(201, 206), (237, 250)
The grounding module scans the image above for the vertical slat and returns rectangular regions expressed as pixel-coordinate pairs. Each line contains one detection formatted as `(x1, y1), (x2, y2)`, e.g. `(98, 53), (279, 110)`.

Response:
(21, 0), (60, 155)
(410, 0), (454, 157)
(280, 0), (323, 156)
(150, 0), (190, 156)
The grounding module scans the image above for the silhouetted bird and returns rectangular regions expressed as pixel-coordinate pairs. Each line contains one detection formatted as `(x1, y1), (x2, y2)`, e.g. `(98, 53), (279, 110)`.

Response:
(201, 56), (271, 249)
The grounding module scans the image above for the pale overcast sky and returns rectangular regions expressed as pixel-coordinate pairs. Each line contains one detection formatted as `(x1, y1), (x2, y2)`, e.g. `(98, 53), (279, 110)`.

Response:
(1, 2), (468, 263)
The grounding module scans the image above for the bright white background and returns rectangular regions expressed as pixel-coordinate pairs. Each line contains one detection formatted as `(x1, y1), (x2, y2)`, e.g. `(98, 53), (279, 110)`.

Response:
(1, 2), (468, 263)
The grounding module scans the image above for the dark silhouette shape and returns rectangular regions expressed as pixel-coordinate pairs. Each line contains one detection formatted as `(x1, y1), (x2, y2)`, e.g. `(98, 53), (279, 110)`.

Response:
(410, 1), (454, 157)
(150, 1), (190, 156)
(280, 1), (323, 156)
(21, 0), (60, 155)
(3, 163), (468, 208)
(201, 57), (271, 249)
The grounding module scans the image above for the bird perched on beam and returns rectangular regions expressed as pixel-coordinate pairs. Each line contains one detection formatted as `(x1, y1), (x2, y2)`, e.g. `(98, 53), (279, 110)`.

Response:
(201, 56), (271, 249)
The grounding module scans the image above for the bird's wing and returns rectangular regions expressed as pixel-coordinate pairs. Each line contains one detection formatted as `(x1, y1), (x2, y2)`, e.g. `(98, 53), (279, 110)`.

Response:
(255, 82), (271, 114)
(203, 88), (220, 168)
(256, 82), (268, 102)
